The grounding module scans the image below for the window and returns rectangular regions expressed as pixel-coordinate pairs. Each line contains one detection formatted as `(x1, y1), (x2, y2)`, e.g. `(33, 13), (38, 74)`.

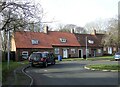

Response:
(113, 47), (116, 51)
(22, 51), (28, 59)
(77, 37), (80, 41)
(88, 40), (94, 44)
(87, 49), (89, 54)
(98, 49), (102, 53)
(31, 39), (39, 45)
(60, 38), (67, 43)
(71, 49), (76, 54)
(108, 47), (112, 54)
(54, 48), (59, 54)
(103, 47), (106, 51)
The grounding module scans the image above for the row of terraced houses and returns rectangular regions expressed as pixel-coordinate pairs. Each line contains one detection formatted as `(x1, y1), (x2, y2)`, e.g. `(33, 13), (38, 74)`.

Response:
(11, 26), (118, 61)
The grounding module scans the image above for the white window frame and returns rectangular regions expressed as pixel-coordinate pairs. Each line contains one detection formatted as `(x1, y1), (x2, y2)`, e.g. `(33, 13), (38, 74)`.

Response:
(108, 47), (112, 54)
(71, 49), (76, 54)
(31, 39), (39, 45)
(88, 40), (94, 44)
(113, 47), (116, 51)
(60, 38), (67, 43)
(98, 49), (102, 53)
(22, 51), (28, 59)
(54, 48), (59, 54)
(103, 47), (106, 51)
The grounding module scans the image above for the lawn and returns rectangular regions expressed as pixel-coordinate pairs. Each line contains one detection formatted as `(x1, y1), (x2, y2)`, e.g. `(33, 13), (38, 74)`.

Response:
(86, 64), (120, 71)
(57, 56), (114, 62)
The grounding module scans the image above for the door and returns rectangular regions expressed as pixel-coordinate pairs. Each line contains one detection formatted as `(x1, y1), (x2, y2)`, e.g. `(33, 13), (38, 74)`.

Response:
(63, 49), (68, 58)
(79, 50), (82, 58)
(94, 50), (96, 57)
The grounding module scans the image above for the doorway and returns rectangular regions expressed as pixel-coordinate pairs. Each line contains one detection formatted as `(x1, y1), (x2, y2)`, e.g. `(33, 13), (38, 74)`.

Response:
(78, 49), (82, 58)
(63, 49), (68, 58)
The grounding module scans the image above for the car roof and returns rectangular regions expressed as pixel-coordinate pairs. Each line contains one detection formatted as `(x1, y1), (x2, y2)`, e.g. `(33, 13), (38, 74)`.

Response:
(115, 52), (120, 55)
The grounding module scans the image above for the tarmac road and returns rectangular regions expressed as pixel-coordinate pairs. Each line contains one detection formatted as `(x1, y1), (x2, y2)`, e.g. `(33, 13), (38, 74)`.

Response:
(25, 60), (119, 85)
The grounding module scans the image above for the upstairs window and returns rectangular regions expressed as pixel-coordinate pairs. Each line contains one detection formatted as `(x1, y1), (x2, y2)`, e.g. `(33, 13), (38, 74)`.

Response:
(31, 39), (39, 45)
(60, 38), (67, 43)
(88, 40), (94, 44)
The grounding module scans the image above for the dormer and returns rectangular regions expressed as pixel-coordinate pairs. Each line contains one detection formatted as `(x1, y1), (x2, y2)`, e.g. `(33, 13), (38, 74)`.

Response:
(31, 39), (39, 45)
(60, 38), (67, 43)
(88, 40), (94, 44)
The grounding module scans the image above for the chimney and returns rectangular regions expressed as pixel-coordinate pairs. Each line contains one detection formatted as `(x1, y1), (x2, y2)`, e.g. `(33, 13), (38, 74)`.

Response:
(91, 29), (96, 35)
(71, 28), (74, 33)
(44, 25), (48, 34)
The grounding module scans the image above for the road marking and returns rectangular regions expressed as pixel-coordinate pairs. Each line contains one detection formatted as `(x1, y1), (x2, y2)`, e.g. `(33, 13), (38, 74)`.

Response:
(44, 70), (47, 72)
(26, 71), (29, 73)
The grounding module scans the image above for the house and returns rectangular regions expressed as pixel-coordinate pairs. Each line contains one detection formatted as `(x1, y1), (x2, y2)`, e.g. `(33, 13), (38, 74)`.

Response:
(11, 26), (80, 61)
(74, 30), (105, 57)
(11, 26), (108, 61)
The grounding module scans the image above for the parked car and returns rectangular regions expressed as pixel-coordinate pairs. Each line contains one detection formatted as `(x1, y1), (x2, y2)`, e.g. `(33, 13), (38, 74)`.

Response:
(114, 52), (120, 61)
(29, 52), (56, 67)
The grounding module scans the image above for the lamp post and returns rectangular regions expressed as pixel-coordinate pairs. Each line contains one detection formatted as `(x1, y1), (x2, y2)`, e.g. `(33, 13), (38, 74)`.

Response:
(86, 36), (88, 58)
(7, 30), (10, 69)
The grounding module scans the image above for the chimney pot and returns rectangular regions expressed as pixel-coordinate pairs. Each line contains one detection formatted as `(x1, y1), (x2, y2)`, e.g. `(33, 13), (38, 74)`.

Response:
(44, 25), (48, 34)
(71, 28), (74, 33)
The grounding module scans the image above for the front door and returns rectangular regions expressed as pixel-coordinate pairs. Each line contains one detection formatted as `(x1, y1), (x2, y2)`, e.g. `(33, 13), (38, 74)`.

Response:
(79, 50), (81, 58)
(63, 49), (68, 58)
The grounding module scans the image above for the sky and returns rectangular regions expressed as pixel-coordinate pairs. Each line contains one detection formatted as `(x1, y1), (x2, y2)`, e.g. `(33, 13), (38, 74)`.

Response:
(34, 0), (119, 28)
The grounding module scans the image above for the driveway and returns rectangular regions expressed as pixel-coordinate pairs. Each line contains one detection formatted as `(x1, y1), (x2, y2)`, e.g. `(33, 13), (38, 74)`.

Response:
(25, 60), (119, 85)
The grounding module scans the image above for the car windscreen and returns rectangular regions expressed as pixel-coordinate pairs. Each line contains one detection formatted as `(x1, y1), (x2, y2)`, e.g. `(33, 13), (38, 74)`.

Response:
(29, 53), (42, 59)
(29, 53), (48, 59)
(42, 53), (48, 58)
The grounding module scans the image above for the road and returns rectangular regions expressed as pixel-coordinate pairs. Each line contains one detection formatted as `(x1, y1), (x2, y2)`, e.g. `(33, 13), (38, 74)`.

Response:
(26, 60), (119, 85)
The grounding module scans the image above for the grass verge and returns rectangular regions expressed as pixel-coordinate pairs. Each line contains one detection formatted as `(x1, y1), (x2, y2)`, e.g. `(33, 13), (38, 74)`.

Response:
(2, 60), (29, 82)
(56, 56), (114, 62)
(0, 63), (2, 82)
(86, 64), (120, 71)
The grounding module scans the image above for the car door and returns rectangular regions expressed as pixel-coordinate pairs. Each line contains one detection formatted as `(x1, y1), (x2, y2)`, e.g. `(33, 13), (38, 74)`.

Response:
(47, 53), (51, 63)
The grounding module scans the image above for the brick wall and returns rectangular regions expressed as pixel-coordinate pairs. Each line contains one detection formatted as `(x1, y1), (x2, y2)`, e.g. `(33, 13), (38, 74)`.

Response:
(16, 48), (53, 61)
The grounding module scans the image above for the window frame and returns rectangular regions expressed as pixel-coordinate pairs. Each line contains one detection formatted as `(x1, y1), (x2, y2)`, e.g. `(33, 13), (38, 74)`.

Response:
(31, 39), (39, 45)
(71, 48), (76, 54)
(60, 38), (67, 43)
(54, 48), (60, 54)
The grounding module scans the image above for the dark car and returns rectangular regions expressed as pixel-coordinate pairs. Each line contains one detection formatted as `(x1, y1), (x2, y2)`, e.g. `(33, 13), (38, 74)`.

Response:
(29, 52), (56, 67)
(114, 52), (120, 61)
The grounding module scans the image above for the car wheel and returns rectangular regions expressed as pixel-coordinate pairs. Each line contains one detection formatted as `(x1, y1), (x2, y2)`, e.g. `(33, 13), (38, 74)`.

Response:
(115, 59), (117, 61)
(44, 62), (48, 67)
(30, 63), (34, 67)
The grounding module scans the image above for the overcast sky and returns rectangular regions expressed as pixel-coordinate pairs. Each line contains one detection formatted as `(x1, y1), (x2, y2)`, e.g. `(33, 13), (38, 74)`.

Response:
(35, 0), (119, 28)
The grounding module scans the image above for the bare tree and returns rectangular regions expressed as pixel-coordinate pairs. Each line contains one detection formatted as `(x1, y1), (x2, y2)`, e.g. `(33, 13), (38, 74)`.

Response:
(0, 0), (44, 52)
(84, 19), (108, 34)
(101, 17), (118, 48)
(0, 0), (44, 32)
(56, 24), (86, 33)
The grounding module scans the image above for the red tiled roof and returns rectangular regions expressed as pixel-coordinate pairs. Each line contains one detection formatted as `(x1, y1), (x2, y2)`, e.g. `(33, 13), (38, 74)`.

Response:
(14, 31), (80, 48)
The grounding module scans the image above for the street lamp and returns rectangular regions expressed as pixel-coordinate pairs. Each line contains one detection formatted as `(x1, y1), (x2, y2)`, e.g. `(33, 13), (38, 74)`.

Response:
(86, 36), (88, 58)
(7, 30), (10, 69)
